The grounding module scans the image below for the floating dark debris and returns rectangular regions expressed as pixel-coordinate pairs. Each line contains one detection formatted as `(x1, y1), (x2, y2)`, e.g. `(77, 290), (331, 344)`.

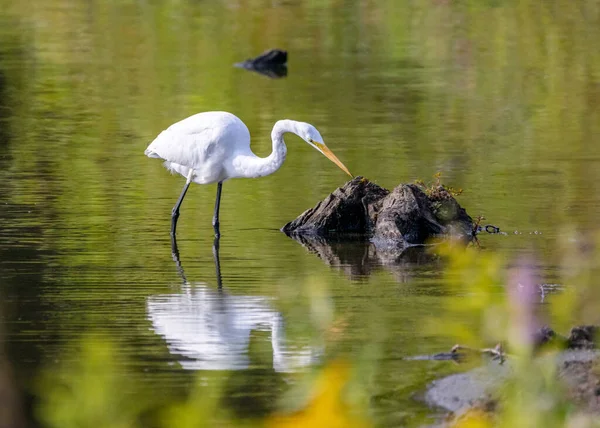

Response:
(234, 49), (288, 79)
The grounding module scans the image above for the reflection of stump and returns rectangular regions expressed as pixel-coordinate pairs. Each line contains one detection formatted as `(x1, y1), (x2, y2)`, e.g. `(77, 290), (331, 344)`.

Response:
(282, 177), (474, 248)
(290, 234), (441, 281)
(289, 235), (377, 278)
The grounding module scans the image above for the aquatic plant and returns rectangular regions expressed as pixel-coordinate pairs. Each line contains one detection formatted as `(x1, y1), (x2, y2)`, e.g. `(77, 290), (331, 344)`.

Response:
(415, 172), (464, 200)
(433, 235), (600, 427)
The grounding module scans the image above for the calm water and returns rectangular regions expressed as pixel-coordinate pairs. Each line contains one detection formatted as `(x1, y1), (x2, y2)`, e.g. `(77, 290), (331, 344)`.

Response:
(1, 1), (600, 426)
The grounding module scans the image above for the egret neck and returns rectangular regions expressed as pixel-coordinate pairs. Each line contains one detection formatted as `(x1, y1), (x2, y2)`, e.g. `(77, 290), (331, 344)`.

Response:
(232, 120), (294, 179)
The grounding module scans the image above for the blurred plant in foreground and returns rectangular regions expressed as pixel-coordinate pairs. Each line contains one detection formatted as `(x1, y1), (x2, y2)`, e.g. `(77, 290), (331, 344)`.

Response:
(434, 234), (600, 428)
(266, 360), (372, 428)
(36, 336), (149, 428)
(36, 336), (372, 428)
(429, 243), (507, 349)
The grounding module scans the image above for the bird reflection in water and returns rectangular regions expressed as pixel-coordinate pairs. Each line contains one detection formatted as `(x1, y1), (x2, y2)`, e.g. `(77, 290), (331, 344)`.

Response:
(147, 236), (320, 373)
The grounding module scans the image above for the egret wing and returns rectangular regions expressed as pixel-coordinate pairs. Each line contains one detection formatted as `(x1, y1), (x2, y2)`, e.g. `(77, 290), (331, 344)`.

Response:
(146, 127), (221, 167)
(144, 112), (251, 169)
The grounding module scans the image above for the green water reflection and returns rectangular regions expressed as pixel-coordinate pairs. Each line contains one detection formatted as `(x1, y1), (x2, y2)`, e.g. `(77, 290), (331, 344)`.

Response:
(1, 0), (599, 426)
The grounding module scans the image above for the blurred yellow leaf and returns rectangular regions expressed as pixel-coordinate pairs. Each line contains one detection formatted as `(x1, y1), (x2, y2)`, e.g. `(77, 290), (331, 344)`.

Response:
(452, 409), (494, 428)
(266, 360), (372, 428)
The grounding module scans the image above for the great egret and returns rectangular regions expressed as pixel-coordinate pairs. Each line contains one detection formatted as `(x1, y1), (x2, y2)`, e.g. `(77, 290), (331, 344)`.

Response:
(144, 111), (353, 237)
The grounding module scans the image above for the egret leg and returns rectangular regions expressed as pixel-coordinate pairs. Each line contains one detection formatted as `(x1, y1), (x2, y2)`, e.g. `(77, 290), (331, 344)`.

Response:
(212, 236), (222, 290)
(212, 181), (223, 238)
(171, 170), (194, 236)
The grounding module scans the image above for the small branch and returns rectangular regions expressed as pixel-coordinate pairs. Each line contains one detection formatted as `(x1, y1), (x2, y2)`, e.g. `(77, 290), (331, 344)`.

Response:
(451, 343), (507, 364)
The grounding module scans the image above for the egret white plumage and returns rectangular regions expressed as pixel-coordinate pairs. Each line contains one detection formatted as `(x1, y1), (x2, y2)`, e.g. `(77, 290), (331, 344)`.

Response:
(144, 111), (353, 237)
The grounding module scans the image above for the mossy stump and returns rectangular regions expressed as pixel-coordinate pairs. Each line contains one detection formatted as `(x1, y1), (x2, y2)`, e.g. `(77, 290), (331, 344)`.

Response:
(282, 176), (474, 248)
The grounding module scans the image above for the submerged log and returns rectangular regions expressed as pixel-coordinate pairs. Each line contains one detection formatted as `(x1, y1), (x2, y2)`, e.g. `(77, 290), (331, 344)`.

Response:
(282, 177), (474, 247)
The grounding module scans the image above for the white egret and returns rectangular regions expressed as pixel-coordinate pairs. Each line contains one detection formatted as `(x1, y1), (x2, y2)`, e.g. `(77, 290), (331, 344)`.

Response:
(144, 111), (353, 237)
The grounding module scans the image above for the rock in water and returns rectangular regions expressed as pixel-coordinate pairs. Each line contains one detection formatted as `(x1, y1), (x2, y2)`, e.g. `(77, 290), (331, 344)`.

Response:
(282, 177), (474, 247)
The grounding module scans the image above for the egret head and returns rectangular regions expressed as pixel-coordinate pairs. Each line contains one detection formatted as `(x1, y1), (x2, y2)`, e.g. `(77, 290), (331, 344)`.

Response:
(296, 122), (353, 178)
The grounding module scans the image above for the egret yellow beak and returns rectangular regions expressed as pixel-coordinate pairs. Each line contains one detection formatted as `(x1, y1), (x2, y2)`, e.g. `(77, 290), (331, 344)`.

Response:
(313, 141), (353, 178)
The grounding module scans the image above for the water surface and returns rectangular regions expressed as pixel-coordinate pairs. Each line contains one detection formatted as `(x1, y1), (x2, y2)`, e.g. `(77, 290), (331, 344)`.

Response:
(1, 1), (599, 426)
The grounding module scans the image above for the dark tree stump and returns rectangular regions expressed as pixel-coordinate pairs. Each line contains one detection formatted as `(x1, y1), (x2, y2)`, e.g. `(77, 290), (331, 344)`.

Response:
(282, 177), (474, 248)
(372, 184), (445, 247)
(281, 177), (389, 238)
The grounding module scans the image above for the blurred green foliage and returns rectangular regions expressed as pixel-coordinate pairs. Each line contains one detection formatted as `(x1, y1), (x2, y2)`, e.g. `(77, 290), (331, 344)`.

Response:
(429, 244), (507, 349)
(36, 336), (149, 428)
(434, 236), (600, 428)
(35, 337), (373, 428)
